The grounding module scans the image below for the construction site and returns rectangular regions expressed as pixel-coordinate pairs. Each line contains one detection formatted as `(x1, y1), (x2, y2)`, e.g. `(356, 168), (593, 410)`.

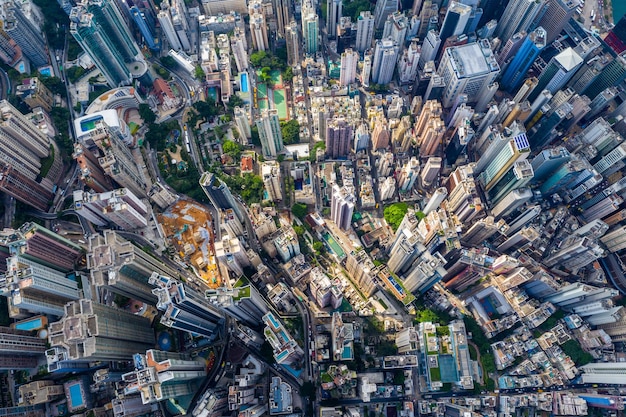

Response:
(157, 200), (223, 289)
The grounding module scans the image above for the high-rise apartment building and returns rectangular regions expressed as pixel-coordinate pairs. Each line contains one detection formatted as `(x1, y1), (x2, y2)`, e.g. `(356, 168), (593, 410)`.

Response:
(0, 99), (50, 180)
(355, 11), (375, 52)
(48, 299), (156, 362)
(398, 39), (420, 84)
(398, 157), (420, 191)
(327, 0), (342, 38)
(325, 118), (353, 159)
(331, 185), (355, 230)
(486, 160), (534, 206)
(262, 161), (283, 202)
(73, 188), (148, 229)
(371, 38), (399, 85)
(500, 27), (546, 92)
(302, 6), (319, 55)
(199, 172), (244, 222)
(149, 273), (224, 340)
(345, 250), (377, 297)
(15, 78), (54, 112)
(373, 0), (398, 29)
(72, 143), (114, 193)
(495, 0), (547, 45)
(122, 349), (206, 404)
(206, 279), (268, 326)
(2, 254), (81, 317)
(249, 13), (269, 51)
(0, 1), (47, 67)
(285, 21), (300, 66)
(88, 230), (179, 304)
(438, 40), (500, 108)
(339, 49), (358, 86)
(169, 0), (191, 51)
(70, 0), (147, 86)
(419, 30), (440, 69)
(256, 109), (284, 158)
(82, 118), (147, 198)
(157, 6), (181, 51)
(7, 222), (83, 272)
(0, 163), (53, 211)
(382, 11), (408, 46)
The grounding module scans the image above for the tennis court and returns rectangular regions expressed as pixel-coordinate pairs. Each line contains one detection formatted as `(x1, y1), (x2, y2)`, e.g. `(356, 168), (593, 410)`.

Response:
(270, 70), (283, 86)
(273, 88), (288, 120)
(322, 232), (345, 258)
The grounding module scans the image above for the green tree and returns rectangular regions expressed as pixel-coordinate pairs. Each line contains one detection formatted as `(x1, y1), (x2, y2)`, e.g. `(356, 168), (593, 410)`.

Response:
(343, 0), (373, 20)
(310, 141), (326, 162)
(160, 56), (178, 69)
(40, 76), (66, 95)
(139, 103), (156, 125)
(282, 66), (294, 82)
(281, 120), (300, 145)
(222, 140), (242, 159)
(291, 203), (308, 219)
(313, 241), (325, 254)
(194, 65), (206, 80)
(66, 66), (86, 83)
(383, 202), (409, 232)
(227, 94), (245, 112)
(293, 225), (305, 236)
(250, 51), (269, 67)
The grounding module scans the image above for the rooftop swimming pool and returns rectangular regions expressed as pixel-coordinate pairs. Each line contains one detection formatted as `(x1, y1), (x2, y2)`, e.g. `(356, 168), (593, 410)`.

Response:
(68, 384), (84, 408)
(240, 72), (249, 93)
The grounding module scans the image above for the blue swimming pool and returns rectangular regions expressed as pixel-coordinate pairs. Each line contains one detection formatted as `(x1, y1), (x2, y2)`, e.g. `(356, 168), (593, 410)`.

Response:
(268, 313), (280, 328)
(14, 317), (44, 331)
(68, 384), (84, 408)
(240, 72), (249, 93)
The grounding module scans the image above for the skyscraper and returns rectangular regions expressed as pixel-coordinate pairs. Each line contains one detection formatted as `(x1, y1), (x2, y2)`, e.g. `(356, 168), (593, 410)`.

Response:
(0, 1), (47, 67)
(373, 0), (398, 29)
(0, 99), (50, 180)
(582, 53), (626, 101)
(382, 11), (408, 46)
(527, 47), (583, 102)
(478, 134), (531, 192)
(302, 6), (319, 55)
(149, 273), (224, 340)
(272, 0), (290, 36)
(73, 188), (149, 229)
(70, 0), (147, 86)
(199, 172), (244, 222)
(536, 0), (580, 43)
(355, 11), (375, 52)
(129, 6), (158, 51)
(48, 299), (156, 362)
(256, 109), (284, 158)
(439, 1), (472, 43)
(419, 30), (441, 69)
(327, 0), (342, 38)
(495, 0), (547, 45)
(325, 118), (353, 158)
(157, 7), (181, 51)
(0, 166), (53, 211)
(2, 254), (81, 318)
(285, 20), (300, 66)
(7, 222), (83, 272)
(122, 349), (206, 404)
(331, 185), (355, 230)
(398, 39), (420, 84)
(339, 49), (358, 86)
(500, 27), (546, 92)
(438, 41), (500, 108)
(371, 38), (399, 85)
(88, 230), (179, 304)
(249, 12), (269, 51)
(72, 143), (114, 193)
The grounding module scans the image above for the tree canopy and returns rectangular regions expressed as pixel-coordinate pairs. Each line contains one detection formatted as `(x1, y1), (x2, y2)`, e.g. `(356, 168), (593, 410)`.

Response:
(383, 202), (409, 232)
(281, 120), (300, 145)
(291, 203), (308, 219)
(139, 103), (156, 125)
(222, 140), (242, 159)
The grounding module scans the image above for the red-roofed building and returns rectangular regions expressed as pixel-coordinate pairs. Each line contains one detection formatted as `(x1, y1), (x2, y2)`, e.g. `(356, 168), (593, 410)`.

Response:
(240, 155), (254, 174)
(153, 78), (180, 110)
